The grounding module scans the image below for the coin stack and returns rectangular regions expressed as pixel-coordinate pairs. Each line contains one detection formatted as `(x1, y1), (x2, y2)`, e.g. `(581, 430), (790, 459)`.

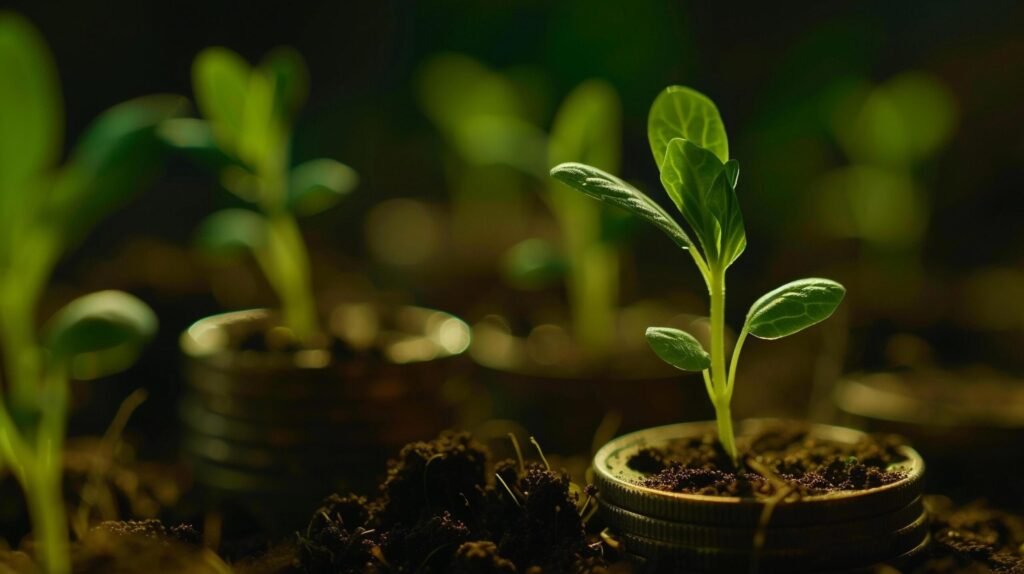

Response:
(591, 421), (930, 573)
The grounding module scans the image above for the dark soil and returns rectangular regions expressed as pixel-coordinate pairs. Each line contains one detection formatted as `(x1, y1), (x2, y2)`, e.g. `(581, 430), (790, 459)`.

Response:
(629, 423), (908, 497)
(893, 497), (1024, 574)
(291, 431), (606, 573)
(0, 519), (218, 574)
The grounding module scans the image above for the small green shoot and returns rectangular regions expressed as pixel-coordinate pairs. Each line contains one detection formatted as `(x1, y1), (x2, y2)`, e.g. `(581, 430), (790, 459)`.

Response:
(0, 12), (175, 572)
(551, 86), (846, 463)
(160, 47), (358, 343)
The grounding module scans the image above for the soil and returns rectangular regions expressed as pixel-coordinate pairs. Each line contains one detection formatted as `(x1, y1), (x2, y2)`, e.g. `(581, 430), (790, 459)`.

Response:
(289, 431), (607, 573)
(3, 427), (1024, 573)
(237, 327), (363, 360)
(891, 497), (1024, 574)
(628, 422), (909, 497)
(0, 519), (218, 574)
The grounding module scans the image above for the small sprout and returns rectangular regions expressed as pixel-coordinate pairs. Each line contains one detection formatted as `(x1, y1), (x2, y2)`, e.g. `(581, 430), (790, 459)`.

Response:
(529, 436), (551, 471)
(495, 473), (522, 509)
(162, 46), (358, 343)
(508, 432), (526, 475)
(421, 56), (623, 355)
(551, 86), (845, 463)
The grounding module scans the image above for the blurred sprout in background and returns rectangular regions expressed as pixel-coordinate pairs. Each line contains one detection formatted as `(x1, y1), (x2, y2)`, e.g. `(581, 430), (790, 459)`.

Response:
(160, 46), (358, 343)
(419, 53), (631, 355)
(0, 12), (173, 573)
(820, 72), (957, 251)
(414, 53), (541, 275)
(816, 72), (957, 318)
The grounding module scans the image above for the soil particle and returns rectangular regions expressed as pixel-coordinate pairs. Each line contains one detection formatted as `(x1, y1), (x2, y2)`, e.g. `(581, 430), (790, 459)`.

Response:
(632, 423), (907, 497)
(93, 519), (200, 545)
(73, 519), (217, 574)
(449, 541), (516, 574)
(296, 495), (377, 574)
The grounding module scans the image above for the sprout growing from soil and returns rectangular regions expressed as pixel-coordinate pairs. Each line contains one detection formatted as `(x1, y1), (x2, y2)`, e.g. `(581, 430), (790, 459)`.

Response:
(551, 86), (845, 463)
(0, 12), (172, 573)
(160, 46), (358, 343)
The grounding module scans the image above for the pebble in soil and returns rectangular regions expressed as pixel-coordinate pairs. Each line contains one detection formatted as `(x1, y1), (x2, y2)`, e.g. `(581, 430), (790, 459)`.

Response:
(629, 423), (909, 497)
(294, 431), (605, 573)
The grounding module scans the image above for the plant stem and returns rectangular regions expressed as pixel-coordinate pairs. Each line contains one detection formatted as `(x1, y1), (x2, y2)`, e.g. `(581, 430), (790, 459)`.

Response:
(264, 213), (317, 342)
(708, 267), (737, 463)
(714, 402), (737, 466)
(726, 326), (748, 400)
(569, 243), (617, 356)
(26, 463), (70, 574)
(29, 369), (70, 574)
(0, 292), (42, 406)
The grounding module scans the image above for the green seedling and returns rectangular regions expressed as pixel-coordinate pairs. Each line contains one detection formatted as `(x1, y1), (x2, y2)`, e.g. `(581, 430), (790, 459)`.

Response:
(0, 12), (173, 573)
(160, 46), (358, 343)
(420, 54), (625, 354)
(551, 86), (845, 462)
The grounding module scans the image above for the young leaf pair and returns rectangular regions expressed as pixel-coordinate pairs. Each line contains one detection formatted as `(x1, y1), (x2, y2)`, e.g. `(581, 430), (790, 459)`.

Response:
(160, 47), (358, 343)
(0, 12), (171, 573)
(551, 86), (845, 462)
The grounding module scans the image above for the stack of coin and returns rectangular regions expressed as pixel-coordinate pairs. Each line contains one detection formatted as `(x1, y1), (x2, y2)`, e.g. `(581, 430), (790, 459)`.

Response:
(592, 420), (929, 572)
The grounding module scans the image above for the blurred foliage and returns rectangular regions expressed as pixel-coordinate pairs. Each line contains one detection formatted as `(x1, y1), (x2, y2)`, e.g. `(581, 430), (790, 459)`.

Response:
(0, 0), (1021, 377)
(0, 12), (168, 573)
(161, 46), (358, 342)
(820, 72), (957, 249)
(419, 53), (632, 353)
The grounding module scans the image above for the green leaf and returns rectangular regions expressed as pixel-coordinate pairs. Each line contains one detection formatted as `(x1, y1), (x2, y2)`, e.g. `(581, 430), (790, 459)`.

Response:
(192, 47), (251, 145)
(417, 53), (546, 175)
(48, 95), (188, 244)
(550, 162), (696, 253)
(450, 114), (548, 176)
(287, 158), (359, 216)
(43, 290), (157, 369)
(417, 53), (531, 133)
(645, 327), (710, 371)
(157, 117), (248, 172)
(837, 72), (956, 167)
(648, 86), (728, 170)
(745, 278), (846, 340)
(194, 208), (268, 259)
(261, 46), (309, 121)
(660, 138), (746, 267)
(0, 12), (62, 257)
(0, 12), (62, 191)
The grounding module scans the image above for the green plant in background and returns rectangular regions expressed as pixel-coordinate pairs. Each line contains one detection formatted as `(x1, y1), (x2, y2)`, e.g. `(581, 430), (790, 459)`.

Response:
(820, 72), (957, 252)
(420, 53), (625, 354)
(551, 86), (846, 462)
(160, 47), (358, 343)
(0, 12), (173, 573)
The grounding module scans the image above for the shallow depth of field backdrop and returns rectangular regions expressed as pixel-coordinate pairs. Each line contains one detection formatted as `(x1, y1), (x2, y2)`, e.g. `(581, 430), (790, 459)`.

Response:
(2, 0), (1023, 499)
